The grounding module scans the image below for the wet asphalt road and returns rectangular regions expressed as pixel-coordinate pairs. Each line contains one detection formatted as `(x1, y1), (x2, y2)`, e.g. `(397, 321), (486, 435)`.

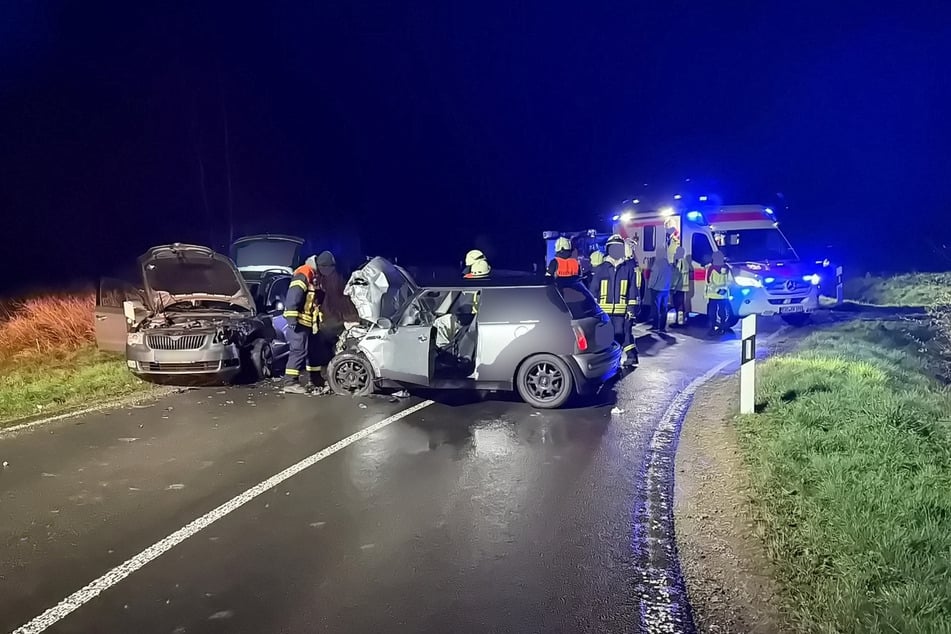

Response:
(0, 320), (788, 634)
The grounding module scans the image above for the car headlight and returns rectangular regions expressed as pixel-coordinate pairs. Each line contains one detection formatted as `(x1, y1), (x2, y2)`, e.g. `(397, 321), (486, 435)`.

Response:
(734, 274), (762, 288)
(802, 273), (821, 285)
(127, 332), (144, 345)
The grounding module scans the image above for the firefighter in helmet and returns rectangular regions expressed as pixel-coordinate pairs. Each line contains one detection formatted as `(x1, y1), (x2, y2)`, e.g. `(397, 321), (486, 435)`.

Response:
(589, 234), (639, 366)
(547, 236), (581, 277)
(282, 255), (320, 393)
(463, 249), (487, 276)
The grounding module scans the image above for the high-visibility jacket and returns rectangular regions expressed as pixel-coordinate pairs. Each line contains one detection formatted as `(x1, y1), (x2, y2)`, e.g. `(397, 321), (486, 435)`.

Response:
(284, 264), (318, 328)
(705, 266), (732, 300)
(547, 256), (580, 277)
(589, 257), (639, 315)
(671, 257), (692, 293)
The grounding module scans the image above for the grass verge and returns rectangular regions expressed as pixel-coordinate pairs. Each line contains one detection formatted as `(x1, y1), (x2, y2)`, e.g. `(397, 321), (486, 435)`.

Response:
(842, 272), (951, 307)
(736, 320), (951, 632)
(0, 345), (148, 427)
(0, 292), (149, 428)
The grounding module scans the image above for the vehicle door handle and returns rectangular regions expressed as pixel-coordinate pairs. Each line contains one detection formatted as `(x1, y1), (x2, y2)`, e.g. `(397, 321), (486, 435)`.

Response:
(418, 335), (428, 342)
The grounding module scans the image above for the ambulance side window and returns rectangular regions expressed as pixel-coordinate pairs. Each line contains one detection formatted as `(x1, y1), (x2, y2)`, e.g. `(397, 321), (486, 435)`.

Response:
(643, 226), (656, 252)
(692, 233), (714, 266)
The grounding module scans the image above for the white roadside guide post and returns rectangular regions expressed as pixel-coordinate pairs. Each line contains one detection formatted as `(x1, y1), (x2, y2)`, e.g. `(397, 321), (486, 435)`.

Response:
(740, 314), (756, 414)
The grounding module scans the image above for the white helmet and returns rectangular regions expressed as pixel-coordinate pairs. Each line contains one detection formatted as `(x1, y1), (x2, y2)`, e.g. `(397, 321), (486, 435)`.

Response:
(465, 249), (485, 267)
(467, 259), (491, 278)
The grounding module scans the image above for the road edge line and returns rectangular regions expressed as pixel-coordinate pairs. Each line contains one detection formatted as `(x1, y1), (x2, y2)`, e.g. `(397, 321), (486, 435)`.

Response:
(10, 399), (435, 634)
(634, 326), (789, 632)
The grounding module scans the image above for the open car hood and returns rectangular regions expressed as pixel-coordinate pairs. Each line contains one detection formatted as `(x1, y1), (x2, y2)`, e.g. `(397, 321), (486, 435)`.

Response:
(230, 234), (304, 274)
(344, 257), (418, 324)
(139, 244), (256, 314)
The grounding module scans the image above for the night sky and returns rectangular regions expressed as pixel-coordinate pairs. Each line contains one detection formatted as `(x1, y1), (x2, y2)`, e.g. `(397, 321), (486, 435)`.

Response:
(2, 1), (949, 292)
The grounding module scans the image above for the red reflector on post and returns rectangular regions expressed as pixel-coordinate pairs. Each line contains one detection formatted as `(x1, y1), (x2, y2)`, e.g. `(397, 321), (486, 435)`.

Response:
(573, 326), (588, 352)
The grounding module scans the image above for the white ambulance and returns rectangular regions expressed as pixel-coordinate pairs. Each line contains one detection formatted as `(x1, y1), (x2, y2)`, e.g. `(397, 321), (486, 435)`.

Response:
(613, 202), (821, 327)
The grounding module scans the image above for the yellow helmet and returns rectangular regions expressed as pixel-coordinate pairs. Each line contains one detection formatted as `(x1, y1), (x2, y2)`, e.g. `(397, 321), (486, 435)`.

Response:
(467, 259), (491, 278)
(555, 236), (572, 252)
(465, 249), (485, 267)
(590, 251), (604, 266)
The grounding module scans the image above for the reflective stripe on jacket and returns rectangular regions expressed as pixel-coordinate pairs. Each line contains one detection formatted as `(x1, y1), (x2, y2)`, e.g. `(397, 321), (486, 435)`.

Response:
(705, 266), (731, 300)
(284, 265), (318, 327)
(589, 257), (639, 315)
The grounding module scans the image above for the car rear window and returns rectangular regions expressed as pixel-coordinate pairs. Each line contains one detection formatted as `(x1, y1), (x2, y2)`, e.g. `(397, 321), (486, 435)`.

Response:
(555, 279), (601, 319)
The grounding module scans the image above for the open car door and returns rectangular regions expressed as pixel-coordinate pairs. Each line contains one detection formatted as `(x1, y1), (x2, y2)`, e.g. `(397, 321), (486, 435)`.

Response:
(230, 235), (304, 277)
(94, 277), (144, 353)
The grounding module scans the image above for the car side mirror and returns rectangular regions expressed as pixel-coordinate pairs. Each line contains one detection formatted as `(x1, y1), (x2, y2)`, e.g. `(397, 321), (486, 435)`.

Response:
(377, 317), (393, 330)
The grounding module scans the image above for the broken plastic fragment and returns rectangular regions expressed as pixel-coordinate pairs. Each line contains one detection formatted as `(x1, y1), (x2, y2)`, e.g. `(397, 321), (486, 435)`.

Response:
(393, 390), (410, 398)
(610, 407), (625, 415)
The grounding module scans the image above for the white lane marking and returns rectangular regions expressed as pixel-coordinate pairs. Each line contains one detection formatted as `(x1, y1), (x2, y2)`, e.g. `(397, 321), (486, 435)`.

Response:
(0, 391), (174, 437)
(11, 399), (434, 634)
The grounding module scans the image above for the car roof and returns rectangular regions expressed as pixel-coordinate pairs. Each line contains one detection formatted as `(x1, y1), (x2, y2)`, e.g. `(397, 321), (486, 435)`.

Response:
(422, 275), (579, 289)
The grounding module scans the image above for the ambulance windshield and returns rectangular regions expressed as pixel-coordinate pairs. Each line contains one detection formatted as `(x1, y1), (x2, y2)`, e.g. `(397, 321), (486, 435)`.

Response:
(714, 228), (798, 262)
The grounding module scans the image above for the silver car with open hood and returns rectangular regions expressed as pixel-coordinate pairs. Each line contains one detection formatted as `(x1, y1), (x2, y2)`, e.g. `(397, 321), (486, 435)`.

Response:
(120, 243), (289, 380)
(329, 257), (621, 408)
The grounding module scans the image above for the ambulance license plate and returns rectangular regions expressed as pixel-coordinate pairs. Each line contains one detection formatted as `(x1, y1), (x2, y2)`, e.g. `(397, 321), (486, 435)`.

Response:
(779, 305), (804, 314)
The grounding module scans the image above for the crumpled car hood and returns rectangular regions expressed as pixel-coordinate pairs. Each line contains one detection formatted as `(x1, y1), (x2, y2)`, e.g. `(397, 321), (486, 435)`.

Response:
(344, 257), (417, 324)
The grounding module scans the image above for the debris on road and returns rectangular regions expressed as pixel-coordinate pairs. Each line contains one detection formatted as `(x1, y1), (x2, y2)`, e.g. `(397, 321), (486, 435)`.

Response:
(393, 390), (410, 398)
(166, 483), (186, 490)
(2, 461), (8, 468)
(610, 407), (625, 415)
(358, 402), (368, 409)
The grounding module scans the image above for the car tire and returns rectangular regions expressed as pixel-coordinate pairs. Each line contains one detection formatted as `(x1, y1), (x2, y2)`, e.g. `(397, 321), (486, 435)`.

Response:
(781, 313), (811, 327)
(328, 352), (376, 397)
(249, 338), (274, 381)
(516, 354), (574, 409)
(722, 303), (740, 330)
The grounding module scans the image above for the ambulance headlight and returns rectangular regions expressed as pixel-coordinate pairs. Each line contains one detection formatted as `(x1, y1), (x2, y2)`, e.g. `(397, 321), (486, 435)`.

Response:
(620, 212), (634, 223)
(803, 274), (821, 285)
(127, 332), (144, 346)
(734, 274), (762, 288)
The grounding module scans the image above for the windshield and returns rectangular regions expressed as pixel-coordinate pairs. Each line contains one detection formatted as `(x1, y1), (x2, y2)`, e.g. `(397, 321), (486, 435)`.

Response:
(145, 258), (243, 297)
(714, 228), (798, 262)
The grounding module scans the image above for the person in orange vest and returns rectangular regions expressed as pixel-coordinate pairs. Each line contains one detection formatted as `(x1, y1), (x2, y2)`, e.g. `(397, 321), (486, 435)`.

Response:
(547, 236), (581, 277)
(282, 255), (320, 393)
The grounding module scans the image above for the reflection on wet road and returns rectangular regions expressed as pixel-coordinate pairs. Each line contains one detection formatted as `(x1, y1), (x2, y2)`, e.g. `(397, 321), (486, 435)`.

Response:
(1, 322), (787, 634)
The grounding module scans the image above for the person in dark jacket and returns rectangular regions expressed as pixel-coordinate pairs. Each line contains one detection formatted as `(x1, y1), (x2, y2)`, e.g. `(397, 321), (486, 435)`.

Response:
(647, 244), (673, 332)
(588, 234), (639, 366)
(310, 251), (359, 388)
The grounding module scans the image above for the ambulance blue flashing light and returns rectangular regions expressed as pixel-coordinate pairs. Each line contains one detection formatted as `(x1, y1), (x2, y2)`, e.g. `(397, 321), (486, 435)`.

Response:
(686, 210), (708, 225)
(765, 207), (775, 216)
(673, 194), (683, 200)
(699, 195), (708, 202)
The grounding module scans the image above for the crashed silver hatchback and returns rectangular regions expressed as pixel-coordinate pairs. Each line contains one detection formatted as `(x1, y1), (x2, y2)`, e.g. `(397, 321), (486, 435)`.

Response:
(328, 257), (621, 408)
(115, 243), (289, 381)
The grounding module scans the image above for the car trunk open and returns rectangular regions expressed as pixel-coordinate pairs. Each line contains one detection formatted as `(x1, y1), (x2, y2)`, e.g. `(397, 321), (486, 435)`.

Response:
(230, 234), (304, 276)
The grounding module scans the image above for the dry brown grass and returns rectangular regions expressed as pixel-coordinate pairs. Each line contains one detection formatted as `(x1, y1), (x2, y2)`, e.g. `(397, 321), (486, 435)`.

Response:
(0, 291), (96, 366)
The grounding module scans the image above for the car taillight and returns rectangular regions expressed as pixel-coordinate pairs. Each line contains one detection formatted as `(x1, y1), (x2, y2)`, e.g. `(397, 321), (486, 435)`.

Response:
(573, 325), (588, 352)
